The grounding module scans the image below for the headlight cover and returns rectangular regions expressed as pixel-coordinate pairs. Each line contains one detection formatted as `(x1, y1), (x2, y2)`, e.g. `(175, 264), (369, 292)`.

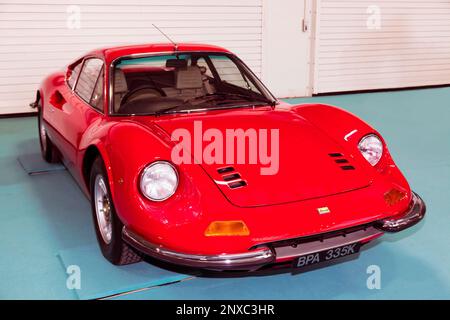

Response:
(140, 161), (178, 201)
(358, 134), (383, 166)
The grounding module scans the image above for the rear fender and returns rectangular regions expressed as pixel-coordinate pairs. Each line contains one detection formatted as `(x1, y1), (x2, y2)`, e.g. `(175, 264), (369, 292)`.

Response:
(38, 72), (64, 119)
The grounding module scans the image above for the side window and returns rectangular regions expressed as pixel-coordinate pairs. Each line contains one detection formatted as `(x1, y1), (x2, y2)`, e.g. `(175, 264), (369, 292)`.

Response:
(75, 58), (103, 104)
(67, 61), (82, 89)
(90, 68), (104, 112)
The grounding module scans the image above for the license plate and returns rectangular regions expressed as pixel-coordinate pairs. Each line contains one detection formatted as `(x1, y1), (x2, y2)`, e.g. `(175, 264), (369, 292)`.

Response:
(294, 242), (361, 268)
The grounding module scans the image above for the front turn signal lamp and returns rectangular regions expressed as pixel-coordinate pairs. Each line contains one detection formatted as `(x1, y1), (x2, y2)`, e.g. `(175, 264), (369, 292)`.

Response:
(205, 221), (250, 237)
(384, 188), (407, 206)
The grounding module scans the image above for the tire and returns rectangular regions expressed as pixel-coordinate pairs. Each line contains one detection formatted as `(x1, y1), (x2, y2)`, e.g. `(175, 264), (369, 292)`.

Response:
(37, 104), (59, 163)
(89, 157), (142, 265)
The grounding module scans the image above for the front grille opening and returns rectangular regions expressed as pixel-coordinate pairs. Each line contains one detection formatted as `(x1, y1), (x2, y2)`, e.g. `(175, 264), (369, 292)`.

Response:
(228, 180), (247, 189)
(223, 173), (241, 181)
(250, 222), (374, 250)
(341, 165), (355, 170)
(217, 166), (235, 174)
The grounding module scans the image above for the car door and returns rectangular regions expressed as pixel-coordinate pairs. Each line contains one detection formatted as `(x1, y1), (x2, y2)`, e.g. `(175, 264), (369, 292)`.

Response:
(44, 59), (82, 161)
(59, 57), (105, 173)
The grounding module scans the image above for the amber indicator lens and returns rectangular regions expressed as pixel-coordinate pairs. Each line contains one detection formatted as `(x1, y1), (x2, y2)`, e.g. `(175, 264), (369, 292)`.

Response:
(205, 221), (250, 236)
(384, 189), (407, 206)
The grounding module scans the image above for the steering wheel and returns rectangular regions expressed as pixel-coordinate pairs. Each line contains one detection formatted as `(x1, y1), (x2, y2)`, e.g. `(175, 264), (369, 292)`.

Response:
(121, 85), (166, 105)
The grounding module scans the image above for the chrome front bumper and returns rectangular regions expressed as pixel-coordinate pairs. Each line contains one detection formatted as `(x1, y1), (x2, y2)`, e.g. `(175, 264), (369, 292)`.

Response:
(122, 226), (383, 271)
(122, 192), (425, 271)
(375, 192), (426, 232)
(122, 228), (275, 270)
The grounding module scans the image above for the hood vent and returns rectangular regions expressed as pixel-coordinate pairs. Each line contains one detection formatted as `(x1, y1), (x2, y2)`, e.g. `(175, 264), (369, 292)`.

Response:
(328, 153), (356, 171)
(217, 167), (247, 189)
(228, 180), (247, 189)
(223, 173), (241, 181)
(328, 153), (343, 157)
(217, 166), (235, 174)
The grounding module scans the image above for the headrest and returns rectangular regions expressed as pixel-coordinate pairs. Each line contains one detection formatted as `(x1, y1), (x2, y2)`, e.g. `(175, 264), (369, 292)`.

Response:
(114, 69), (128, 93)
(175, 66), (203, 90)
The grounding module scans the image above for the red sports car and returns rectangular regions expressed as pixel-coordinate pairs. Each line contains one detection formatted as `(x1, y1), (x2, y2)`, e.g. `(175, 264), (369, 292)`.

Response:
(32, 43), (425, 271)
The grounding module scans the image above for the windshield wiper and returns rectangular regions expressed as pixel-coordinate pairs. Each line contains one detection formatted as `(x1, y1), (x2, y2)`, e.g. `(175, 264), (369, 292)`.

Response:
(155, 101), (269, 116)
(154, 102), (192, 116)
(153, 94), (220, 115)
(154, 92), (274, 116)
(216, 92), (276, 107)
(189, 92), (273, 105)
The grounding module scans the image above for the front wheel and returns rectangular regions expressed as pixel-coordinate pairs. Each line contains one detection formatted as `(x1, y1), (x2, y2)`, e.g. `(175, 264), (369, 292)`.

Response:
(37, 105), (59, 163)
(89, 157), (142, 265)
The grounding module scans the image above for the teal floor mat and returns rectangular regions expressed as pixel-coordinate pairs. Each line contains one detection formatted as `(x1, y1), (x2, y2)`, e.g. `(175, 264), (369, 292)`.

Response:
(17, 153), (65, 175)
(0, 123), (191, 299)
(57, 244), (192, 300)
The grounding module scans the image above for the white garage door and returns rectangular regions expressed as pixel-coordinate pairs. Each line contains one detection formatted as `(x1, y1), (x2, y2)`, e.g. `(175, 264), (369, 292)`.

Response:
(313, 0), (450, 94)
(0, 0), (263, 114)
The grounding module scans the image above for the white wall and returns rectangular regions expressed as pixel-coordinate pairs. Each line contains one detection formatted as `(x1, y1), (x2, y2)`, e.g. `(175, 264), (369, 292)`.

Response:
(0, 0), (312, 115)
(313, 0), (450, 94)
(0, 0), (266, 114)
(262, 0), (312, 98)
(4, 0), (450, 114)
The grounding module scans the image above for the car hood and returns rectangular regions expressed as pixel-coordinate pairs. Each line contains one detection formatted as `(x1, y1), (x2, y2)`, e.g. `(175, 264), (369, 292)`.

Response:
(140, 107), (372, 207)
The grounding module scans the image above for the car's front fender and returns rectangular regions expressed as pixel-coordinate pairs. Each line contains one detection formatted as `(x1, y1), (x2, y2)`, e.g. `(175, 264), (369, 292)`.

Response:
(85, 120), (229, 240)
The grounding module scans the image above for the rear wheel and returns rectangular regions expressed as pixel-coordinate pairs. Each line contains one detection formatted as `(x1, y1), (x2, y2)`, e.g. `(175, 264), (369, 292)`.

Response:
(37, 104), (59, 163)
(89, 157), (142, 265)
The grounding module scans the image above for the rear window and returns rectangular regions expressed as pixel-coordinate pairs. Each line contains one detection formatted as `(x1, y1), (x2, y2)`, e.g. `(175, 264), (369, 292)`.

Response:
(90, 67), (104, 112)
(75, 58), (103, 103)
(67, 62), (82, 89)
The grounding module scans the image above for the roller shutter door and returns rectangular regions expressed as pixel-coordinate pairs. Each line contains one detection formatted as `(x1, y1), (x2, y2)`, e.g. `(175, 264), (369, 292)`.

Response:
(0, 0), (263, 114)
(314, 0), (450, 94)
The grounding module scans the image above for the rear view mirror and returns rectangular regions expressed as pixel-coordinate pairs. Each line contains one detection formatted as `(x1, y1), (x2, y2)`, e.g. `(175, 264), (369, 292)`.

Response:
(166, 59), (187, 68)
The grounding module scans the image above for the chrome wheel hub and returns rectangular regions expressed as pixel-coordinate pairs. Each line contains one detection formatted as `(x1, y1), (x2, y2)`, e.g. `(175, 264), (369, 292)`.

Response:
(94, 175), (113, 244)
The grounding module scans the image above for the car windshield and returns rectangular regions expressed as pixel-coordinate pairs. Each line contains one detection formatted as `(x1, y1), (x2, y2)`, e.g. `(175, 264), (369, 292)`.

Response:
(111, 52), (275, 115)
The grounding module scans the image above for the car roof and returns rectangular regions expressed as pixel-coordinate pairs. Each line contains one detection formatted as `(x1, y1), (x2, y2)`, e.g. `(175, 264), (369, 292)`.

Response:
(87, 43), (231, 64)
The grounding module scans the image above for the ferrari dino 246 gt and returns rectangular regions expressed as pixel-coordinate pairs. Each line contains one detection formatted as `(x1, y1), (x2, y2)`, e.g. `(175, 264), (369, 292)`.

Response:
(32, 43), (425, 270)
